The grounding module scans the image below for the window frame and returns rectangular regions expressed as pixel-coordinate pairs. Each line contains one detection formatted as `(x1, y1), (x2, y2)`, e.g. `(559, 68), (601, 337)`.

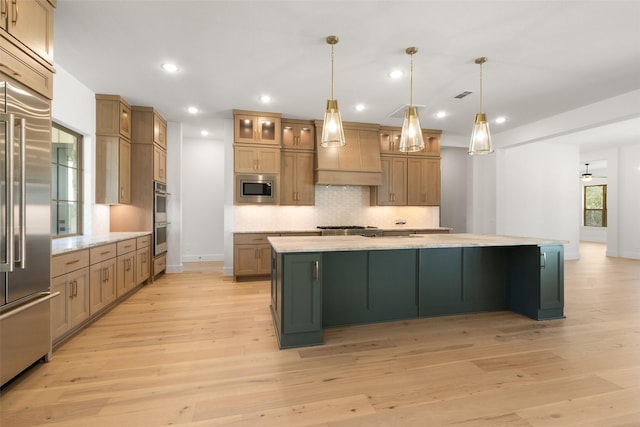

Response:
(52, 122), (83, 238)
(583, 184), (607, 228)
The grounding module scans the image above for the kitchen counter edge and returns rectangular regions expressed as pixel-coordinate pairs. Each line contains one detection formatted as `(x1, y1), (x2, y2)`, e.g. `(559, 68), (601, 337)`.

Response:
(268, 233), (566, 253)
(52, 232), (152, 256)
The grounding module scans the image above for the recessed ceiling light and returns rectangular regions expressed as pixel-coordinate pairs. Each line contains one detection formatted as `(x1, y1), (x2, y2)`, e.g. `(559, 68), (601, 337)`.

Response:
(259, 95), (272, 103)
(354, 104), (365, 111)
(436, 111), (447, 119)
(187, 106), (198, 114)
(161, 63), (179, 73)
(201, 130), (209, 136)
(388, 70), (403, 79)
(495, 116), (506, 124)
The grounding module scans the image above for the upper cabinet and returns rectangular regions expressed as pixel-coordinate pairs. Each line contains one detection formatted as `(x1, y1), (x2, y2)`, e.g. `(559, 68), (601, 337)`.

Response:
(96, 94), (132, 140)
(379, 127), (441, 157)
(233, 110), (281, 145)
(1, 0), (55, 64)
(96, 94), (131, 204)
(282, 119), (315, 150)
(131, 106), (167, 183)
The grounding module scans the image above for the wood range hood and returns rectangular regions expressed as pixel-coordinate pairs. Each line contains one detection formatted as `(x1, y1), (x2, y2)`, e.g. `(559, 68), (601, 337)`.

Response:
(313, 121), (383, 186)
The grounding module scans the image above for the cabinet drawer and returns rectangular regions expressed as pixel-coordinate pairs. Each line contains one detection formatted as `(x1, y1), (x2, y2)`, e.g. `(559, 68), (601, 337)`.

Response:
(90, 243), (117, 264)
(154, 254), (166, 275)
(117, 239), (136, 255)
(0, 36), (54, 99)
(234, 233), (277, 245)
(137, 235), (151, 248)
(52, 250), (90, 278)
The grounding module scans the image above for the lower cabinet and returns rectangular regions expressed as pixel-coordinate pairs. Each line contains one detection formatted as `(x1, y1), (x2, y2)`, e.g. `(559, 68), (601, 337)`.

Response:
(90, 258), (117, 315)
(271, 252), (323, 348)
(51, 234), (152, 346)
(153, 253), (167, 278)
(51, 267), (90, 341)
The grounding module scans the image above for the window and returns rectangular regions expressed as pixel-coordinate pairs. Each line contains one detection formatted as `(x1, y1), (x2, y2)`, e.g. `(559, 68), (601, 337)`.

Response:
(584, 184), (607, 227)
(52, 123), (82, 237)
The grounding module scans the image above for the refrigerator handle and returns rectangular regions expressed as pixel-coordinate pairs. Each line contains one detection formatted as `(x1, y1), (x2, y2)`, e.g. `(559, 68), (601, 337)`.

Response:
(18, 117), (26, 269)
(6, 112), (15, 272)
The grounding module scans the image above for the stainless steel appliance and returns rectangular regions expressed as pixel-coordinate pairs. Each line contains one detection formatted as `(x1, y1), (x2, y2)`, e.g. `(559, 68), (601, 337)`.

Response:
(316, 226), (382, 237)
(154, 181), (168, 223)
(235, 174), (276, 204)
(154, 221), (167, 256)
(1, 79), (56, 387)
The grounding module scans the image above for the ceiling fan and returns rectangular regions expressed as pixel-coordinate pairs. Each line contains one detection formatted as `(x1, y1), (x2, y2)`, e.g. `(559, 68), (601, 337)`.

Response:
(581, 163), (606, 182)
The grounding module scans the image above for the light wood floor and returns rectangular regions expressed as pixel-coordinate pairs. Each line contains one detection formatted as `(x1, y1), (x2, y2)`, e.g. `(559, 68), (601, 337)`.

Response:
(1, 242), (639, 426)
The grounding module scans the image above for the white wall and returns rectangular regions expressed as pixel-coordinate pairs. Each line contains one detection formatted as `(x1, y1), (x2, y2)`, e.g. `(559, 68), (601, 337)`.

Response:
(166, 122), (184, 273)
(182, 137), (226, 262)
(52, 64), (109, 235)
(440, 147), (468, 233)
(467, 153), (497, 234)
(617, 144), (640, 258)
(495, 142), (581, 259)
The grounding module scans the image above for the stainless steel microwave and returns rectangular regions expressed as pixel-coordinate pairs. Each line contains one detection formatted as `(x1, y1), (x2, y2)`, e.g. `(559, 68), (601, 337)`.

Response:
(235, 174), (277, 204)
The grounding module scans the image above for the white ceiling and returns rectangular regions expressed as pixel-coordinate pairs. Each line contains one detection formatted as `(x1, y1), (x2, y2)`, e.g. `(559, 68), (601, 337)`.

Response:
(54, 1), (640, 144)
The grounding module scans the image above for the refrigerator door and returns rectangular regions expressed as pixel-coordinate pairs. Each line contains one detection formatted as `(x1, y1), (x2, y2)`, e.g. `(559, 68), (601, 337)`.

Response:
(2, 80), (51, 306)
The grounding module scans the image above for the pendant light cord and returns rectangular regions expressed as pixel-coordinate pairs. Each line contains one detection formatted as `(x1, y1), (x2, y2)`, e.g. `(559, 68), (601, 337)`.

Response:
(409, 52), (414, 107)
(479, 61), (483, 113)
(330, 44), (335, 100)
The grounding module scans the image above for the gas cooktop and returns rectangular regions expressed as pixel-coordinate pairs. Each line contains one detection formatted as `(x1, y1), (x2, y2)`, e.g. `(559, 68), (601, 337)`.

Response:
(316, 225), (381, 237)
(316, 225), (377, 229)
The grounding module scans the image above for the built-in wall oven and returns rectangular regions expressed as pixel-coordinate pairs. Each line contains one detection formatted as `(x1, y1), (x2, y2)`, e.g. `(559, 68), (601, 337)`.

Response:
(154, 181), (168, 256)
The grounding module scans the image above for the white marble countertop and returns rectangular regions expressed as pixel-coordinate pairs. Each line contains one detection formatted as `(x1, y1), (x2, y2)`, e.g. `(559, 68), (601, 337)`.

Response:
(233, 227), (451, 234)
(52, 232), (152, 256)
(268, 233), (566, 253)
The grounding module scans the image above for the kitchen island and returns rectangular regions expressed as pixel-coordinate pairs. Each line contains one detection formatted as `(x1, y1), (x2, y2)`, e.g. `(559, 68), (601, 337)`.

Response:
(268, 233), (565, 349)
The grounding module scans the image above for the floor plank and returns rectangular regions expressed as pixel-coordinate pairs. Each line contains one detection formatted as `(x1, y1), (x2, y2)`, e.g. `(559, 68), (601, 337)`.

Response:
(1, 242), (639, 426)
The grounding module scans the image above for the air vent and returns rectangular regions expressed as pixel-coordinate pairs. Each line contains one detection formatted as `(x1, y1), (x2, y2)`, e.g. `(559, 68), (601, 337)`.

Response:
(386, 104), (426, 119)
(454, 90), (473, 99)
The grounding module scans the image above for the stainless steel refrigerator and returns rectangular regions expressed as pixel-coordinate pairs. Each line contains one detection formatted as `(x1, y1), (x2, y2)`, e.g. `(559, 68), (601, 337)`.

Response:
(0, 77), (55, 387)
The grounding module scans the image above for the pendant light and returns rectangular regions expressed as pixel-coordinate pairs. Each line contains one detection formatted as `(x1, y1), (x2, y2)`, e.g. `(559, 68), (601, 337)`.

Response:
(320, 35), (346, 147)
(581, 163), (593, 182)
(399, 47), (425, 152)
(468, 57), (494, 155)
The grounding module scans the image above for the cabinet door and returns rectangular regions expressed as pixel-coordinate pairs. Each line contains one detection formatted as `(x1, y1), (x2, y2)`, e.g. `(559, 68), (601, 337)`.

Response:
(408, 132), (441, 157)
(280, 151), (314, 205)
(234, 146), (280, 173)
(153, 145), (167, 183)
(117, 253), (136, 297)
(373, 156), (406, 206)
(379, 129), (402, 154)
(282, 123), (314, 149)
(234, 245), (262, 276)
(539, 245), (564, 311)
(282, 253), (322, 334)
(4, 0), (54, 63)
(90, 259), (117, 315)
(69, 268), (91, 328)
(255, 147), (280, 173)
(407, 158), (440, 206)
(136, 247), (150, 285)
(322, 251), (370, 326)
(463, 247), (507, 312)
(258, 245), (272, 275)
(51, 274), (72, 340)
(257, 116), (281, 145)
(234, 114), (281, 145)
(119, 140), (131, 204)
(153, 114), (167, 149)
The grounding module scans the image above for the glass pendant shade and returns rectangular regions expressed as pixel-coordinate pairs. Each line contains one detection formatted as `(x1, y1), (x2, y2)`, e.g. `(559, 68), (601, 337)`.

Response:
(399, 106), (425, 152)
(321, 99), (346, 147)
(468, 113), (493, 155)
(581, 173), (593, 182)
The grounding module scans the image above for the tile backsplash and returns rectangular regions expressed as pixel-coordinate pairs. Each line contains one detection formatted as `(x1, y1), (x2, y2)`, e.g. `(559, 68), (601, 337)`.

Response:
(234, 185), (440, 231)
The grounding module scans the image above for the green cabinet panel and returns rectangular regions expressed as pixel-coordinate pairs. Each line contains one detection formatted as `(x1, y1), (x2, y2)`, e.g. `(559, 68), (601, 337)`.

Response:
(270, 252), (323, 348)
(368, 250), (418, 321)
(462, 247), (507, 312)
(322, 251), (371, 326)
(419, 248), (464, 316)
(507, 244), (564, 320)
(539, 244), (564, 318)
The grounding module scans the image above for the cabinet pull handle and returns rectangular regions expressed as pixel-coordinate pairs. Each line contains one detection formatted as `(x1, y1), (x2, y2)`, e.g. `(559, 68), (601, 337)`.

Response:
(100, 251), (110, 255)
(314, 260), (319, 281)
(541, 252), (547, 269)
(11, 0), (17, 24)
(66, 259), (80, 265)
(1, 0), (7, 19)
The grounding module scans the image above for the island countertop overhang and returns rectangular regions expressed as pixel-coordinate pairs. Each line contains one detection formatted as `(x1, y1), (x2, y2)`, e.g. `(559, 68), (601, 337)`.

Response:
(268, 233), (566, 253)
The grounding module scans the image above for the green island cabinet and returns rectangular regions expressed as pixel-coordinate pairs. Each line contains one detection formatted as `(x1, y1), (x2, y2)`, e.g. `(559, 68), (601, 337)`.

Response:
(270, 243), (564, 348)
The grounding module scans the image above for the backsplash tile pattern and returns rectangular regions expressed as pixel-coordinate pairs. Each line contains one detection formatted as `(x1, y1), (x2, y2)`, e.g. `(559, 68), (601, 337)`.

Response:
(234, 186), (439, 231)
